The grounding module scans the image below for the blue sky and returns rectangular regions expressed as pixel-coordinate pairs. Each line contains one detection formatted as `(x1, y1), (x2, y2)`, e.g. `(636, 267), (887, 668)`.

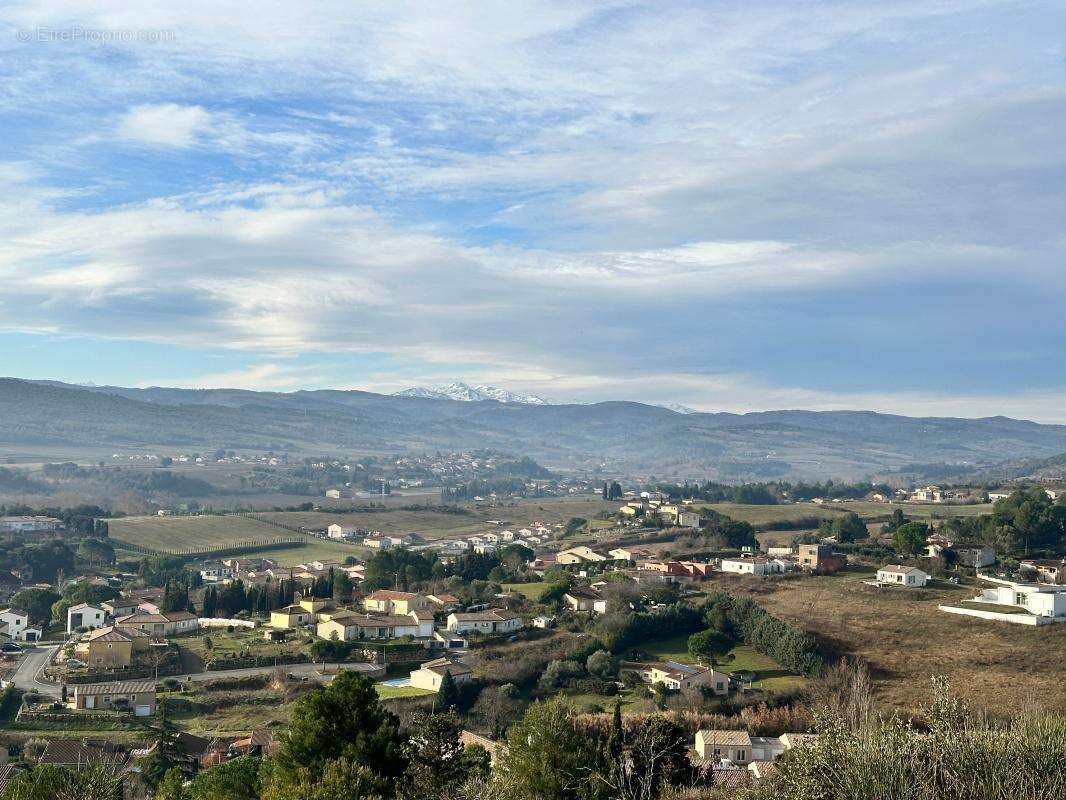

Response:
(0, 1), (1064, 420)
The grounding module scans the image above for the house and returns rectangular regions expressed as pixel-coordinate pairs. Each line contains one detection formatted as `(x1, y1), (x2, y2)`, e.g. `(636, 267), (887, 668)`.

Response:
(532, 615), (554, 629)
(114, 610), (199, 638)
(325, 489), (342, 499)
(67, 603), (108, 634)
(269, 605), (315, 629)
(198, 561), (234, 582)
(767, 546), (794, 557)
(950, 576), (1066, 622)
(427, 593), (460, 608)
(642, 661), (729, 694)
(432, 628), (468, 651)
(556, 546), (609, 565)
(0, 516), (61, 533)
(619, 506), (639, 518)
(563, 586), (606, 613)
(37, 739), (128, 768)
(695, 730), (753, 764)
(102, 599), (141, 619)
(608, 547), (652, 561)
(317, 611), (433, 641)
(797, 544), (846, 573)
(1021, 558), (1065, 584)
(0, 609), (32, 641)
(363, 590), (430, 615)
(954, 545), (996, 569)
(75, 625), (149, 669)
(363, 534), (392, 549)
(74, 680), (157, 716)
(327, 524), (355, 540)
(911, 485), (943, 503)
(877, 565), (929, 587)
(721, 557), (780, 576)
(409, 656), (474, 691)
(446, 609), (523, 635)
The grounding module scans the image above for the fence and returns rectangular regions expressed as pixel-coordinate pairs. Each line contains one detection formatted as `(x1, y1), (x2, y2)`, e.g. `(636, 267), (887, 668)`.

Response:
(198, 617), (258, 629)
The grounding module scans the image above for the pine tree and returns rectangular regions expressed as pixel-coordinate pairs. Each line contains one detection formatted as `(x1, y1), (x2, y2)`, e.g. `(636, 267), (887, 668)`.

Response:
(140, 699), (187, 789)
(397, 712), (466, 800)
(437, 669), (459, 712)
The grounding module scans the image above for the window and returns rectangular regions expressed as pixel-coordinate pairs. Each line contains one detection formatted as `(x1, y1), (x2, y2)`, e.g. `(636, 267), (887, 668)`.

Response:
(737, 750), (746, 761)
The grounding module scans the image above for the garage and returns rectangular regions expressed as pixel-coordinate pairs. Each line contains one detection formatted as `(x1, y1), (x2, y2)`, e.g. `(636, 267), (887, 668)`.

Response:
(135, 704), (152, 717)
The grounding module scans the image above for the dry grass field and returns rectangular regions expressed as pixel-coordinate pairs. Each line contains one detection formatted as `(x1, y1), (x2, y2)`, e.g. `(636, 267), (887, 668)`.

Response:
(710, 569), (1066, 717)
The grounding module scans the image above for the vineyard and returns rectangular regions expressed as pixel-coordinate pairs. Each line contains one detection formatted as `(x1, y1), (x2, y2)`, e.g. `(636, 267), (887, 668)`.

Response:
(107, 514), (304, 556)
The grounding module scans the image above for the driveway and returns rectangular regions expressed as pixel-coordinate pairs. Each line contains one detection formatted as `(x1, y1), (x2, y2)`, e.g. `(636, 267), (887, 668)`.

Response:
(7, 645), (61, 698)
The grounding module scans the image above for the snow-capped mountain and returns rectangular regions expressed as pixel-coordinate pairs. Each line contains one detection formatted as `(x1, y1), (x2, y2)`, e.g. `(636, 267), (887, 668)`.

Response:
(394, 382), (550, 405)
(657, 402), (698, 414)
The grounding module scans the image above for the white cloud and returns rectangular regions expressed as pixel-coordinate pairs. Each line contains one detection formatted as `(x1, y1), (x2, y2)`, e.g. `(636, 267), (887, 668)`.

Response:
(117, 103), (211, 148)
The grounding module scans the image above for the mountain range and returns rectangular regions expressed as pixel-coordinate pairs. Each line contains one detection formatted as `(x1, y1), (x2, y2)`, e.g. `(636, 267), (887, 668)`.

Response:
(3, 377), (1066, 481)
(394, 382), (550, 405)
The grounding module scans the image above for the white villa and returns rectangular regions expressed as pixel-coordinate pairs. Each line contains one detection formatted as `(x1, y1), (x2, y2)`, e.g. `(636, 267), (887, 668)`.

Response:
(876, 565), (929, 587)
(940, 576), (1066, 625)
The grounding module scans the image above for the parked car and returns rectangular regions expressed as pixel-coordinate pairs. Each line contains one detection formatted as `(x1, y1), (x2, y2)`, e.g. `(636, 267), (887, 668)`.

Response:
(0, 643), (22, 654)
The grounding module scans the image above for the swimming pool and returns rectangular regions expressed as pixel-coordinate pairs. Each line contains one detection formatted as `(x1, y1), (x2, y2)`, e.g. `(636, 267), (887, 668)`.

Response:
(380, 677), (411, 687)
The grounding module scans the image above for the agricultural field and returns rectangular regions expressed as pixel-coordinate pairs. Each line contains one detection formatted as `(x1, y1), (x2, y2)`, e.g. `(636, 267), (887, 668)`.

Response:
(108, 514), (299, 554)
(107, 514), (364, 563)
(256, 495), (620, 543)
(712, 568), (1066, 716)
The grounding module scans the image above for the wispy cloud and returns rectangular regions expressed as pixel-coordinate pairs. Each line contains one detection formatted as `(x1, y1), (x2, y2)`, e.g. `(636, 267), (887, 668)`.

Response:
(0, 0), (1063, 419)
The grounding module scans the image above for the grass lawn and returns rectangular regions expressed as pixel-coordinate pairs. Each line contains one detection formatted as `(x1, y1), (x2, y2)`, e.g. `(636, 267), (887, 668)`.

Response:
(375, 684), (435, 700)
(637, 633), (806, 693)
(503, 581), (552, 600)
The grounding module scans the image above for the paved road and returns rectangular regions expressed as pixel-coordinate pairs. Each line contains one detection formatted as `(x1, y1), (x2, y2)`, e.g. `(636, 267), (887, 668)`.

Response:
(7, 645), (61, 697)
(6, 650), (376, 695)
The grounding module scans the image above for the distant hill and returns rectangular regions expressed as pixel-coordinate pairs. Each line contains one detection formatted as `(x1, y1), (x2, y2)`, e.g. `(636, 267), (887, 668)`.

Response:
(4, 378), (1066, 481)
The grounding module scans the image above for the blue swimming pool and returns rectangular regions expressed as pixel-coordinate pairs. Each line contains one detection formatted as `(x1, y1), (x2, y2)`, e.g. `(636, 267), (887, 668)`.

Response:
(380, 677), (411, 687)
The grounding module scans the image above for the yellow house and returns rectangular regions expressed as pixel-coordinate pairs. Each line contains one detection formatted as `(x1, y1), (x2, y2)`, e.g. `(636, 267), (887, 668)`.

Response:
(556, 546), (609, 565)
(269, 605), (314, 629)
(409, 657), (473, 691)
(75, 626), (147, 669)
(297, 597), (331, 614)
(363, 590), (430, 616)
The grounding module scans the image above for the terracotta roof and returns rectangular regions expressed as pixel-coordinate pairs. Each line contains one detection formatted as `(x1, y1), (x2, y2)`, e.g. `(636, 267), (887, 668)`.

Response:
(698, 729), (752, 747)
(74, 680), (155, 696)
(419, 657), (472, 677)
(0, 765), (20, 795)
(367, 590), (419, 601)
(38, 739), (127, 767)
(565, 587), (602, 600)
(450, 609), (520, 623)
(879, 565), (922, 575)
(85, 626), (136, 643)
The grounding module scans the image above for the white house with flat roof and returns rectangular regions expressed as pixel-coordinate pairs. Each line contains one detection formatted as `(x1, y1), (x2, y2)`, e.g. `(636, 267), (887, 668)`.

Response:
(940, 576), (1066, 625)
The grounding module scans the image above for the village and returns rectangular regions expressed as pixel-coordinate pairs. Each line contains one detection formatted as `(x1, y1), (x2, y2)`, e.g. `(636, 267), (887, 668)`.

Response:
(0, 476), (1063, 794)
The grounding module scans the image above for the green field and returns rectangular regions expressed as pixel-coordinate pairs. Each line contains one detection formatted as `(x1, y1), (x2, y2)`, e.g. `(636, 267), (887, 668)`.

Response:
(503, 581), (552, 600)
(375, 684), (435, 700)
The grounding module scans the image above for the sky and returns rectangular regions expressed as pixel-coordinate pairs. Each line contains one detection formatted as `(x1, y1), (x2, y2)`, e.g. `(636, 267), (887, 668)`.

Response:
(0, 1), (1064, 420)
